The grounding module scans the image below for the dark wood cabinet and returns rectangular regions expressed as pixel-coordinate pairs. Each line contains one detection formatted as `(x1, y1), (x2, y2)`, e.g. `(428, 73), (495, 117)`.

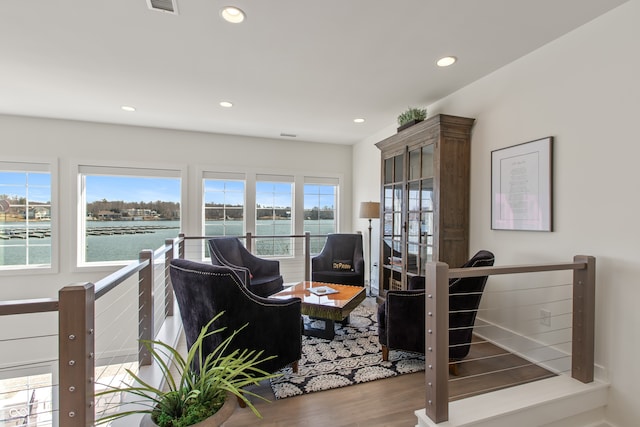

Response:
(375, 114), (475, 295)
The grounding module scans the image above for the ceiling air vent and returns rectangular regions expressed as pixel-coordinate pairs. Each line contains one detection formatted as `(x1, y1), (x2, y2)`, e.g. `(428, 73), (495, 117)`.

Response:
(147, 0), (178, 14)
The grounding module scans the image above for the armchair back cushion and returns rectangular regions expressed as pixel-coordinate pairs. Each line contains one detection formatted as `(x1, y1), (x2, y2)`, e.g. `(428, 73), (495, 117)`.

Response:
(312, 233), (365, 286)
(208, 237), (284, 297)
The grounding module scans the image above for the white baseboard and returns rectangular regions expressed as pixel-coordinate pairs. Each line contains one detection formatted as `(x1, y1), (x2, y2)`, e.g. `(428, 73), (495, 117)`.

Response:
(415, 375), (609, 427)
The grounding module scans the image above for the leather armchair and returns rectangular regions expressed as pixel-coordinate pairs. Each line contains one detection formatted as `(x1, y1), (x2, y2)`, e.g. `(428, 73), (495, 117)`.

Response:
(377, 250), (495, 366)
(311, 233), (365, 286)
(170, 258), (302, 374)
(208, 237), (284, 297)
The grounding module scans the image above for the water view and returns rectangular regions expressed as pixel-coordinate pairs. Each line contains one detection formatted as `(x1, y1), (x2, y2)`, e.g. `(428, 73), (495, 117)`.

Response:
(0, 219), (336, 265)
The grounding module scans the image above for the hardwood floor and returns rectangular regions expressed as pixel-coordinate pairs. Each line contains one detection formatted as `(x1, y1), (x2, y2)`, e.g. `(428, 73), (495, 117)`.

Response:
(170, 298), (553, 426)
(221, 372), (427, 427)
(220, 350), (554, 427)
(215, 296), (555, 426)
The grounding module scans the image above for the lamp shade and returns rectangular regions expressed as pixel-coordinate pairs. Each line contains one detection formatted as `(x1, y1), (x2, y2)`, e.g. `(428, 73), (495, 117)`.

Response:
(359, 201), (380, 219)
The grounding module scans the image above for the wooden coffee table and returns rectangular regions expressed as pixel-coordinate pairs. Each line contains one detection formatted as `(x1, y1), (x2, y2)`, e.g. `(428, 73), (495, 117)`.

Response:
(270, 281), (366, 339)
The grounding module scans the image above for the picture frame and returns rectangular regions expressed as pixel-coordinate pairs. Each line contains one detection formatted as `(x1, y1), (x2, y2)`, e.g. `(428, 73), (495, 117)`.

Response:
(491, 137), (553, 231)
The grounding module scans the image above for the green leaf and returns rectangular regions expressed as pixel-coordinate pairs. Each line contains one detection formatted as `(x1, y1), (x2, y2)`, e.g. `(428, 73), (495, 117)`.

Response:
(95, 311), (278, 425)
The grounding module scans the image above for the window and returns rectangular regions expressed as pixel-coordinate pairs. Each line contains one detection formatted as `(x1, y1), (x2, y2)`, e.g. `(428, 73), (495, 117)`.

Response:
(0, 162), (52, 270)
(304, 180), (337, 254)
(79, 166), (181, 264)
(255, 176), (293, 256)
(203, 175), (245, 237)
(199, 171), (341, 260)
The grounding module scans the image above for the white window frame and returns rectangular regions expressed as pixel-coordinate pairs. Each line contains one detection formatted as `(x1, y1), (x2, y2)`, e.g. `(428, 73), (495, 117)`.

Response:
(74, 162), (185, 271)
(303, 176), (339, 255)
(202, 172), (246, 237)
(0, 158), (58, 276)
(255, 174), (295, 257)
(197, 166), (343, 261)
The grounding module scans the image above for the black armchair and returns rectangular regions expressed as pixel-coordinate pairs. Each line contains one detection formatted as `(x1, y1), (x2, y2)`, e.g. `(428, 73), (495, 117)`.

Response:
(311, 233), (365, 286)
(208, 237), (284, 297)
(377, 250), (495, 370)
(169, 258), (302, 374)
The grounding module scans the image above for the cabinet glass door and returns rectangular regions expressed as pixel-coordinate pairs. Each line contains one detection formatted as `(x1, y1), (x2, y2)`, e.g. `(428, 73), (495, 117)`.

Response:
(406, 145), (434, 276)
(382, 153), (404, 291)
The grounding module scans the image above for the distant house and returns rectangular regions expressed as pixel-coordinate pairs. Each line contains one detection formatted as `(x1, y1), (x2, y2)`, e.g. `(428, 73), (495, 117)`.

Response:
(125, 208), (160, 219)
(22, 207), (50, 220)
(34, 208), (50, 220)
(96, 210), (123, 220)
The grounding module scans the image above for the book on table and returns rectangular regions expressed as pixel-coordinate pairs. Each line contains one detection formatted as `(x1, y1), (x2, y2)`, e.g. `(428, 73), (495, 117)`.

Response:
(308, 286), (338, 295)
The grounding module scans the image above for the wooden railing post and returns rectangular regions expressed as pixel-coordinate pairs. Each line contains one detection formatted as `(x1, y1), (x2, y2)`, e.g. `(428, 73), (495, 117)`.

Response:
(572, 255), (596, 383)
(245, 232), (252, 252)
(425, 261), (449, 423)
(58, 283), (95, 427)
(304, 232), (311, 281)
(164, 239), (175, 317)
(178, 233), (186, 259)
(139, 249), (154, 366)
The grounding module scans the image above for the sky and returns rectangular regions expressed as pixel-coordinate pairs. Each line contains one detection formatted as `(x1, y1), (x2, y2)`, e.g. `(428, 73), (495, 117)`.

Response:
(86, 176), (181, 203)
(3, 173), (336, 208)
(0, 171), (51, 203)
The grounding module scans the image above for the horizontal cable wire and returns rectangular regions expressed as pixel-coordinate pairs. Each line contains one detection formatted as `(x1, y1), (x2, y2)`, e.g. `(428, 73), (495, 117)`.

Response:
(94, 279), (138, 323)
(94, 298), (137, 343)
(476, 298), (573, 312)
(482, 282), (572, 293)
(0, 333), (57, 343)
(0, 360), (57, 374)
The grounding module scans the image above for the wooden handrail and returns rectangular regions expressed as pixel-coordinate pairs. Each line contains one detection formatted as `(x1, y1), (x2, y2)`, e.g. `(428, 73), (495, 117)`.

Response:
(93, 259), (148, 299)
(448, 261), (587, 278)
(181, 233), (328, 240)
(0, 298), (59, 316)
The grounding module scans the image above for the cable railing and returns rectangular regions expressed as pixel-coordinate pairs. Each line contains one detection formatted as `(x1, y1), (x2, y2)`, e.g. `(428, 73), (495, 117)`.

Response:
(0, 233), (318, 426)
(0, 239), (595, 426)
(422, 255), (595, 423)
(0, 236), (183, 427)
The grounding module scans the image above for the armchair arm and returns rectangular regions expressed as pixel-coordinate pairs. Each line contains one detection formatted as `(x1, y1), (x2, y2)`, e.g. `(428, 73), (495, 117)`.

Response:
(311, 250), (333, 271)
(242, 250), (280, 276)
(353, 250), (365, 273)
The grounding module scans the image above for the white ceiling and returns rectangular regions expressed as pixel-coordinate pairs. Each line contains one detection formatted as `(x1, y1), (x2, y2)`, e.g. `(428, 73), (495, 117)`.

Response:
(0, 0), (627, 145)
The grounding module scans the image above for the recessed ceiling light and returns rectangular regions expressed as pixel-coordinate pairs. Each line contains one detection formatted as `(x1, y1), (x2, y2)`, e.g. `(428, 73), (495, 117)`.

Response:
(121, 105), (136, 112)
(220, 6), (245, 23)
(353, 118), (365, 123)
(219, 101), (233, 108)
(437, 56), (457, 67)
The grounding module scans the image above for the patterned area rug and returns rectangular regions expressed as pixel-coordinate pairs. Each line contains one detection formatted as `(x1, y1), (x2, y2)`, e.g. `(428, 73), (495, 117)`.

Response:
(270, 304), (425, 399)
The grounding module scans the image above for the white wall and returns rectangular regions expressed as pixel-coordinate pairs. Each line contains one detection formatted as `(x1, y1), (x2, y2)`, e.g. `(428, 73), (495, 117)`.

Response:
(353, 1), (640, 425)
(352, 130), (387, 290)
(0, 114), (353, 299)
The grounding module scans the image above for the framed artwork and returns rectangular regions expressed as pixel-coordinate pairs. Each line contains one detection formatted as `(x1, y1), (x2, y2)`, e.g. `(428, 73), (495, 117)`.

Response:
(491, 137), (553, 231)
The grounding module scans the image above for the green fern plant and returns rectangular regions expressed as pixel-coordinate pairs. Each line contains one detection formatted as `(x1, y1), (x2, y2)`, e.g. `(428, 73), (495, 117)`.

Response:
(95, 312), (279, 426)
(397, 107), (427, 126)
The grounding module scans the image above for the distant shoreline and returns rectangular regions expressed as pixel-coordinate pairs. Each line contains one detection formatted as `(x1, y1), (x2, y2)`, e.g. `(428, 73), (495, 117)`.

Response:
(1, 215), (50, 223)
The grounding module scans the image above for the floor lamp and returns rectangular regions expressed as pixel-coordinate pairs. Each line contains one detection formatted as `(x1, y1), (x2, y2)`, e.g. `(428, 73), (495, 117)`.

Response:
(359, 201), (380, 297)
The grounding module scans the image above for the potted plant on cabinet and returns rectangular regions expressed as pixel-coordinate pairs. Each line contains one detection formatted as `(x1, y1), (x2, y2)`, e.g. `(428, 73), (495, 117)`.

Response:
(397, 107), (427, 132)
(95, 312), (279, 426)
